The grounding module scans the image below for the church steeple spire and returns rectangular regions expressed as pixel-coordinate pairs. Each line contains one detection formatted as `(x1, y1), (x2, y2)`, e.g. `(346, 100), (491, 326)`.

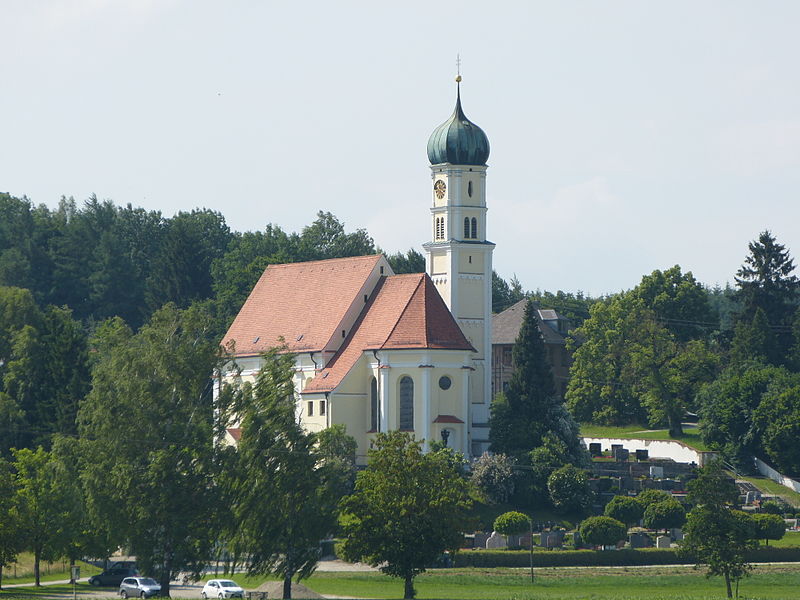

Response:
(426, 74), (490, 167)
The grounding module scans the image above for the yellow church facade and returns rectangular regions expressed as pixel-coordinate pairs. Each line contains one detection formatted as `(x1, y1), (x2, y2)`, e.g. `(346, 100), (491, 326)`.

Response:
(219, 81), (495, 461)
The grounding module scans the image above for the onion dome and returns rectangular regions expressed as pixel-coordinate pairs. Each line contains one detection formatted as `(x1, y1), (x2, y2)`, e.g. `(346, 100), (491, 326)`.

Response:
(427, 79), (490, 166)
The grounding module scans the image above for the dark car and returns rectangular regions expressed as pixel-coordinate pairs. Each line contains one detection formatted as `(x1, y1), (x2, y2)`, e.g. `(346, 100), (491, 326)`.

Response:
(89, 568), (139, 587)
(120, 576), (161, 599)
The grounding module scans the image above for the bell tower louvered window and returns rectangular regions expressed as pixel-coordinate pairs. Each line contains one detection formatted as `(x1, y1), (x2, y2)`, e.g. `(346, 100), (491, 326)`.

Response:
(399, 376), (414, 430)
(471, 217), (477, 239)
(463, 217), (470, 238)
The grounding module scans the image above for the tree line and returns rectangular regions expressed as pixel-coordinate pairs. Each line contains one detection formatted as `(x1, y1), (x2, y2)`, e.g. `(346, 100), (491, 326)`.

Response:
(562, 231), (800, 475)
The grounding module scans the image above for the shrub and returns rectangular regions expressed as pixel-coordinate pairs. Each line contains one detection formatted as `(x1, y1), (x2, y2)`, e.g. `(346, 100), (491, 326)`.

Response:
(548, 465), (593, 513)
(470, 452), (516, 504)
(453, 546), (800, 568)
(604, 495), (644, 527)
(635, 489), (672, 509)
(493, 511), (530, 536)
(579, 516), (627, 548)
(643, 498), (686, 533)
(752, 513), (786, 545)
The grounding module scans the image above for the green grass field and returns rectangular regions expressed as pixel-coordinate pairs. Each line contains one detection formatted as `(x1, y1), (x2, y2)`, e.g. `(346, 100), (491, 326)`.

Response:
(3, 566), (800, 600)
(739, 475), (800, 508)
(0, 556), (100, 585)
(302, 566), (800, 600)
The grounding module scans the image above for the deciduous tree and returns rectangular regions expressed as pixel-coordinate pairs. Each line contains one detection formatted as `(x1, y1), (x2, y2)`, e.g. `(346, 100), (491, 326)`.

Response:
(680, 461), (754, 599)
(604, 495), (644, 528)
(78, 304), (219, 595)
(339, 432), (471, 600)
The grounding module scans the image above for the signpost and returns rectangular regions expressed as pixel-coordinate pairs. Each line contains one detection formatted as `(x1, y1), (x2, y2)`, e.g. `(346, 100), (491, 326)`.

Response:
(70, 565), (80, 600)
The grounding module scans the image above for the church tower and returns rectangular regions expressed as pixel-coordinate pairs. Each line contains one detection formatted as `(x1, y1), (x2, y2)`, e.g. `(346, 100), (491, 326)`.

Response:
(423, 77), (494, 456)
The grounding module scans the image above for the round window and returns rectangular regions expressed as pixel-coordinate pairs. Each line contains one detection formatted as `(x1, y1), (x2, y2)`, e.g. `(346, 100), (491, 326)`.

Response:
(438, 376), (452, 390)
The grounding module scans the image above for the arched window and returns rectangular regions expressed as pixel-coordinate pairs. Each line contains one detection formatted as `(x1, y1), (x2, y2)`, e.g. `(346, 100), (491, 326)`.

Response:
(471, 217), (477, 239)
(399, 376), (414, 430)
(468, 180), (473, 197)
(370, 377), (378, 432)
(464, 217), (470, 239)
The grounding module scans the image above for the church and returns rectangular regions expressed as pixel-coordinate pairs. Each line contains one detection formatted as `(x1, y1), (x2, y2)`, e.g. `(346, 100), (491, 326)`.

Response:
(220, 78), (495, 461)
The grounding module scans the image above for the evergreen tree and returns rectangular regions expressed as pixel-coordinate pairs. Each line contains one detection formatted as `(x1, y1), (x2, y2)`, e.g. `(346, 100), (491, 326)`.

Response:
(490, 301), (587, 502)
(730, 307), (777, 365)
(735, 231), (799, 362)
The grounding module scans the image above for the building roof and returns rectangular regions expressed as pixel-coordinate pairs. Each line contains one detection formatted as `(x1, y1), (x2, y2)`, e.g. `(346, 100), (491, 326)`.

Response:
(491, 299), (567, 346)
(221, 255), (383, 356)
(303, 273), (474, 394)
(427, 83), (490, 166)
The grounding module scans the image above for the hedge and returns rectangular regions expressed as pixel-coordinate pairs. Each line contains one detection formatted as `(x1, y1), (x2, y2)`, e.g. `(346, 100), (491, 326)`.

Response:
(452, 546), (800, 568)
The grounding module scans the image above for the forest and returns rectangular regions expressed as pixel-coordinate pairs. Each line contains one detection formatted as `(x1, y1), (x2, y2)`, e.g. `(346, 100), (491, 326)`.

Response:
(1, 190), (799, 478)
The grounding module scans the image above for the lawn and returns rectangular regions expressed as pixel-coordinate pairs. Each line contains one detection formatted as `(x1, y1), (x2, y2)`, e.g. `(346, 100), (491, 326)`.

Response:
(4, 566), (800, 600)
(300, 566), (800, 599)
(0, 556), (100, 585)
(740, 475), (800, 508)
(580, 424), (712, 452)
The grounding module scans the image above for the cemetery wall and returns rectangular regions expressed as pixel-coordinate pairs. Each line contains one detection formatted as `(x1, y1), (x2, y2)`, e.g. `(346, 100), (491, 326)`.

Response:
(754, 456), (800, 494)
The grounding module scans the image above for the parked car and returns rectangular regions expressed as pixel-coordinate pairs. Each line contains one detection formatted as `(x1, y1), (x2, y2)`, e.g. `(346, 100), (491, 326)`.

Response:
(88, 568), (139, 587)
(201, 579), (244, 599)
(119, 576), (161, 598)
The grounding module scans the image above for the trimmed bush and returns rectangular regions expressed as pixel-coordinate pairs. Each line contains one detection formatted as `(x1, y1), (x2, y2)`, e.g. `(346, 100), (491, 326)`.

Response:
(453, 546), (800, 568)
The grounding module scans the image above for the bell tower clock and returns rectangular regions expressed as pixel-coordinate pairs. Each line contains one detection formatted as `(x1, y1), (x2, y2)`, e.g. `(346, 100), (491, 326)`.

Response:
(423, 76), (494, 457)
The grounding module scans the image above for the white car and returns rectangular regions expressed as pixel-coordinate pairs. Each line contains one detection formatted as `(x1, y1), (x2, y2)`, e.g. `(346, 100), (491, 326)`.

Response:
(201, 579), (244, 599)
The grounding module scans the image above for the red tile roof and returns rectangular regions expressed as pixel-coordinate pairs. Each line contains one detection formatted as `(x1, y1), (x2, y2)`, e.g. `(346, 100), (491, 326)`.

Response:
(303, 273), (474, 394)
(221, 255), (383, 356)
(433, 415), (464, 424)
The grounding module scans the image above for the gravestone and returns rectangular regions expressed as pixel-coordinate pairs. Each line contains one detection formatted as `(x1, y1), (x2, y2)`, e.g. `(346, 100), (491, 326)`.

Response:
(661, 479), (675, 491)
(631, 478), (643, 491)
(649, 466), (664, 479)
(486, 531), (507, 549)
(614, 448), (630, 461)
(589, 442), (602, 456)
(670, 528), (684, 541)
(473, 532), (490, 548)
(540, 530), (565, 548)
(656, 535), (672, 548)
(745, 491), (756, 505)
(572, 532), (582, 548)
(635, 449), (649, 461)
(518, 532), (532, 548)
(629, 532), (652, 548)
(611, 444), (623, 455)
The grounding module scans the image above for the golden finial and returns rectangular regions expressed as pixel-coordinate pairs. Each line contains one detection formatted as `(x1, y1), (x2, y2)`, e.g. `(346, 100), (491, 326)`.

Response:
(456, 54), (462, 82)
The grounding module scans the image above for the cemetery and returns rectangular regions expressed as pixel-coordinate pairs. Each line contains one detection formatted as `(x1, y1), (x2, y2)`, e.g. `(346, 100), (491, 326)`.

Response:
(455, 441), (800, 568)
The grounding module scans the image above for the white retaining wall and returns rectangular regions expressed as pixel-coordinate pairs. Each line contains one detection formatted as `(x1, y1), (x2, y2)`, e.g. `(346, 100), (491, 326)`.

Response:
(582, 437), (716, 465)
(754, 456), (800, 494)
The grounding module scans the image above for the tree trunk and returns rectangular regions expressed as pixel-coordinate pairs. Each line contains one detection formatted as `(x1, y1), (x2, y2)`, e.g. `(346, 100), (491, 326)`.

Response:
(282, 575), (292, 600)
(161, 555), (172, 597)
(724, 570), (732, 599)
(1, 564), (4, 590)
(34, 549), (40, 587)
(403, 574), (415, 599)
(668, 412), (683, 437)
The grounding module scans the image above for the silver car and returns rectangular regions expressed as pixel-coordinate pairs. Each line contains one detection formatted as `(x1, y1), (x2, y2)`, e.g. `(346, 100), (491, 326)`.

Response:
(120, 576), (162, 598)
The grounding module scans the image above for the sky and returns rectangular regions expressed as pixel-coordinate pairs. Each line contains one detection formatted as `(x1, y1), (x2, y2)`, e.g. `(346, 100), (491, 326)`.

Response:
(2, 1), (800, 296)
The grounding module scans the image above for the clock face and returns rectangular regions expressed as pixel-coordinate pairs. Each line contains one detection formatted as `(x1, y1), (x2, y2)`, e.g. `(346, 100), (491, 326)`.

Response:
(434, 179), (446, 200)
